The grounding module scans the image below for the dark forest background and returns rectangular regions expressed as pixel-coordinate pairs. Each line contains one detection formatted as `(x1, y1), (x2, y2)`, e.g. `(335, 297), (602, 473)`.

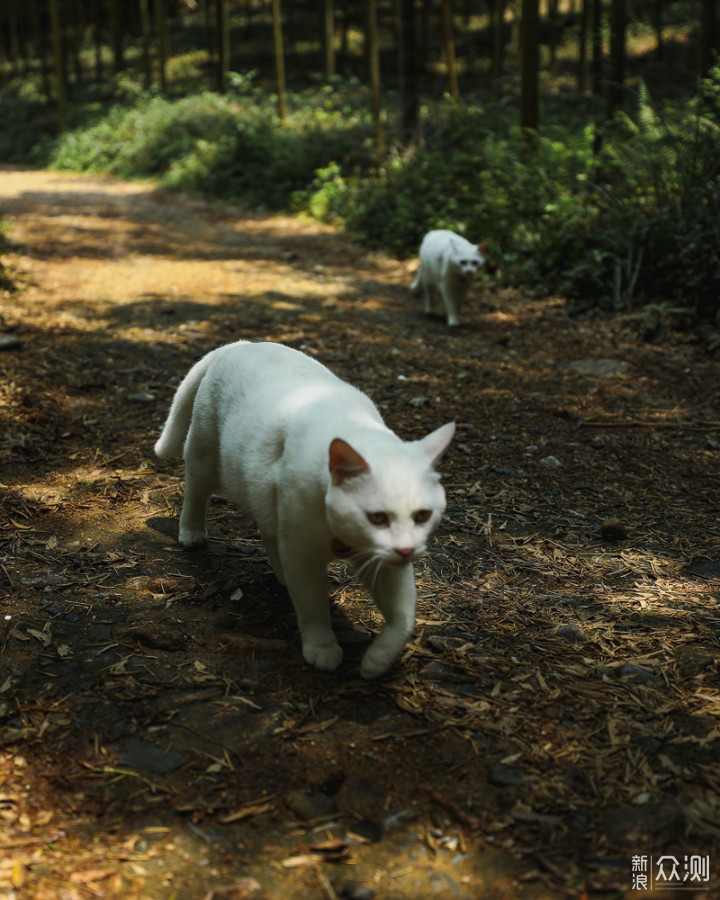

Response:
(1, 0), (719, 330)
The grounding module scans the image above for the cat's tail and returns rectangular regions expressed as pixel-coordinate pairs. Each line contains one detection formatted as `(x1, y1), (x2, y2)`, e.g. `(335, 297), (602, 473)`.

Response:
(154, 351), (215, 459)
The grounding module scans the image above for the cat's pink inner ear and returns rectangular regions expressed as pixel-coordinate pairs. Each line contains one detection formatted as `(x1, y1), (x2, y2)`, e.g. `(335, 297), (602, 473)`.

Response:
(478, 240), (488, 253)
(329, 438), (370, 484)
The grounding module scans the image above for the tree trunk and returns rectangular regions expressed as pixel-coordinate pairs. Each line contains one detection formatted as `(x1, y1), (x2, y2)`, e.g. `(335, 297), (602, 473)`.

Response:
(139, 0), (152, 87)
(591, 0), (603, 97)
(520, 0), (539, 130)
(108, 0), (124, 73)
(653, 0), (664, 61)
(577, 0), (588, 93)
(546, 0), (559, 68)
(397, 0), (419, 141)
(323, 0), (335, 79)
(92, 0), (103, 79)
(441, 0), (459, 97)
(491, 0), (506, 92)
(272, 0), (287, 122)
(216, 0), (229, 92)
(606, 0), (625, 116)
(48, 0), (67, 130)
(366, 0), (385, 155)
(700, 0), (718, 75)
(155, 0), (168, 93)
(31, 0), (54, 101)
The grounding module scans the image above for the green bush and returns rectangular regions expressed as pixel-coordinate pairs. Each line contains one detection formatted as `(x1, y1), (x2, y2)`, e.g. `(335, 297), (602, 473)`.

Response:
(51, 82), (375, 211)
(4, 65), (717, 326)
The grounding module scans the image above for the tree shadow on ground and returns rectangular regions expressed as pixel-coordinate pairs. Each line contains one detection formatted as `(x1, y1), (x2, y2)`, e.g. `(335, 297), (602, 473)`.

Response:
(1, 170), (719, 899)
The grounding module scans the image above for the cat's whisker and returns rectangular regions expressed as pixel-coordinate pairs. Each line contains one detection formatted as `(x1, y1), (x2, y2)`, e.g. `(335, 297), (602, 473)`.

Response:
(350, 549), (385, 594)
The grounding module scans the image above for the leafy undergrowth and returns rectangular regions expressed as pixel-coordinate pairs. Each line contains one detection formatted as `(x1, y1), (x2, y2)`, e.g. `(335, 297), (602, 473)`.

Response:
(2, 65), (719, 328)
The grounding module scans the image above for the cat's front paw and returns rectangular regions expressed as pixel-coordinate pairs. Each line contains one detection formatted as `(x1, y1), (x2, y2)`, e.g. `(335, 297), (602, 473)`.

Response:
(360, 646), (396, 680)
(178, 528), (208, 548)
(303, 641), (343, 672)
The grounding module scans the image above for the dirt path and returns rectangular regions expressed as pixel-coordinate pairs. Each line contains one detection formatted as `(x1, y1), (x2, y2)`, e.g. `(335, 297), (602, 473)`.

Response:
(1, 168), (719, 900)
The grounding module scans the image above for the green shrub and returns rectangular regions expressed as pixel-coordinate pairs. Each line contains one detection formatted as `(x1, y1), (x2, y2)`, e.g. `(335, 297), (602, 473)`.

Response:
(6, 64), (717, 326)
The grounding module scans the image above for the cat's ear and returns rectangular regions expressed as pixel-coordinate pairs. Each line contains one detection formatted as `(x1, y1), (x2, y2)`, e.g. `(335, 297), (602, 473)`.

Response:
(417, 422), (455, 467)
(477, 240), (488, 254)
(329, 438), (371, 485)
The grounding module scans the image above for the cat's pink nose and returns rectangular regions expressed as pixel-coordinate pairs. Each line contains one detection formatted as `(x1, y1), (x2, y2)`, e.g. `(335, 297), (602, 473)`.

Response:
(394, 547), (415, 559)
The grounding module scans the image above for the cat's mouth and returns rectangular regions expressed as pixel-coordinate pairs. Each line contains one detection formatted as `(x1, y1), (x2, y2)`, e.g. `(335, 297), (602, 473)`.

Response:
(331, 537), (419, 567)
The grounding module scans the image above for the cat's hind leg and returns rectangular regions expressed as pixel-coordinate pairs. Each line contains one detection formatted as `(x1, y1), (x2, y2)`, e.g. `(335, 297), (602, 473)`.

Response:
(178, 438), (217, 547)
(411, 267), (436, 317)
(359, 564), (416, 678)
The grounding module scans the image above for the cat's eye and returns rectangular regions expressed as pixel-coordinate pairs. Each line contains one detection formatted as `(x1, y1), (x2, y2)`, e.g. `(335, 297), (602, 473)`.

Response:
(413, 509), (433, 524)
(366, 511), (390, 527)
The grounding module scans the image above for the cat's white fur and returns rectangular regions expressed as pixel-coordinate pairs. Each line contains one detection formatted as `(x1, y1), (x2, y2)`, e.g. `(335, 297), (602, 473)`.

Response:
(411, 229), (487, 327)
(155, 340), (455, 679)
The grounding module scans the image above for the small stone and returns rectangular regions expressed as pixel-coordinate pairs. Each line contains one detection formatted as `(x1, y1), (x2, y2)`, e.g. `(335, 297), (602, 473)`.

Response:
(419, 661), (468, 684)
(285, 789), (337, 821)
(409, 395), (428, 408)
(488, 763), (530, 787)
(539, 455), (562, 468)
(597, 802), (684, 848)
(129, 625), (186, 652)
(565, 358), (629, 377)
(687, 559), (720, 580)
(600, 518), (627, 541)
(128, 391), (156, 403)
(0, 334), (21, 350)
(553, 624), (587, 644)
(118, 738), (188, 774)
(617, 663), (662, 685)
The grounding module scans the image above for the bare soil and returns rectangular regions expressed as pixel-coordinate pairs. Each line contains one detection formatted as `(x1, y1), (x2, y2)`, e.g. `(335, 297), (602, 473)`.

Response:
(1, 168), (719, 900)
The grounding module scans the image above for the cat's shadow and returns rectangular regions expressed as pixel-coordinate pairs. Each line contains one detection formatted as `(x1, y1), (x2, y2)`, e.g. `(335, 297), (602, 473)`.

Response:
(144, 516), (373, 662)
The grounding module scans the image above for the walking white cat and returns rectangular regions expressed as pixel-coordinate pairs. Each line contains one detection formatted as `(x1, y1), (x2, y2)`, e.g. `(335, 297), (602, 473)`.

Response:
(155, 341), (454, 679)
(411, 229), (487, 326)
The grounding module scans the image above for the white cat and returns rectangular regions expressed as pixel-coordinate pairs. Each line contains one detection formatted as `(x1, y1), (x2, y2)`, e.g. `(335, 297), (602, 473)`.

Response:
(411, 229), (487, 327)
(155, 340), (455, 679)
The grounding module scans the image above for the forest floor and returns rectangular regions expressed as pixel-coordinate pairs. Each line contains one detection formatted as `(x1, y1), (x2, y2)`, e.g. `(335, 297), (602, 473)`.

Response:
(1, 168), (719, 900)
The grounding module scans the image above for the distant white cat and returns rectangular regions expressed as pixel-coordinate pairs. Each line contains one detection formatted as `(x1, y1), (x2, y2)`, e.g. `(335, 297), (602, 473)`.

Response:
(411, 229), (487, 327)
(155, 341), (455, 679)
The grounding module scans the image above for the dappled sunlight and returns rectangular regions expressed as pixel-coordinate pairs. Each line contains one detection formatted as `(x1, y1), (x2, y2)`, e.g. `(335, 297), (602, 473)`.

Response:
(2, 169), (719, 898)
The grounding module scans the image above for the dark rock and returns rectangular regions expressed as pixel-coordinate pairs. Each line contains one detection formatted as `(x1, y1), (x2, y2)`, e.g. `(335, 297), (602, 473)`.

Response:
(0, 334), (21, 350)
(118, 738), (188, 774)
(419, 661), (468, 684)
(129, 626), (187, 652)
(553, 624), (588, 644)
(597, 802), (685, 849)
(488, 763), (530, 787)
(675, 646), (715, 677)
(687, 559), (720, 580)
(600, 518), (627, 541)
(347, 819), (382, 844)
(336, 774), (388, 819)
(285, 789), (337, 821)
(565, 358), (629, 377)
(617, 663), (662, 685)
